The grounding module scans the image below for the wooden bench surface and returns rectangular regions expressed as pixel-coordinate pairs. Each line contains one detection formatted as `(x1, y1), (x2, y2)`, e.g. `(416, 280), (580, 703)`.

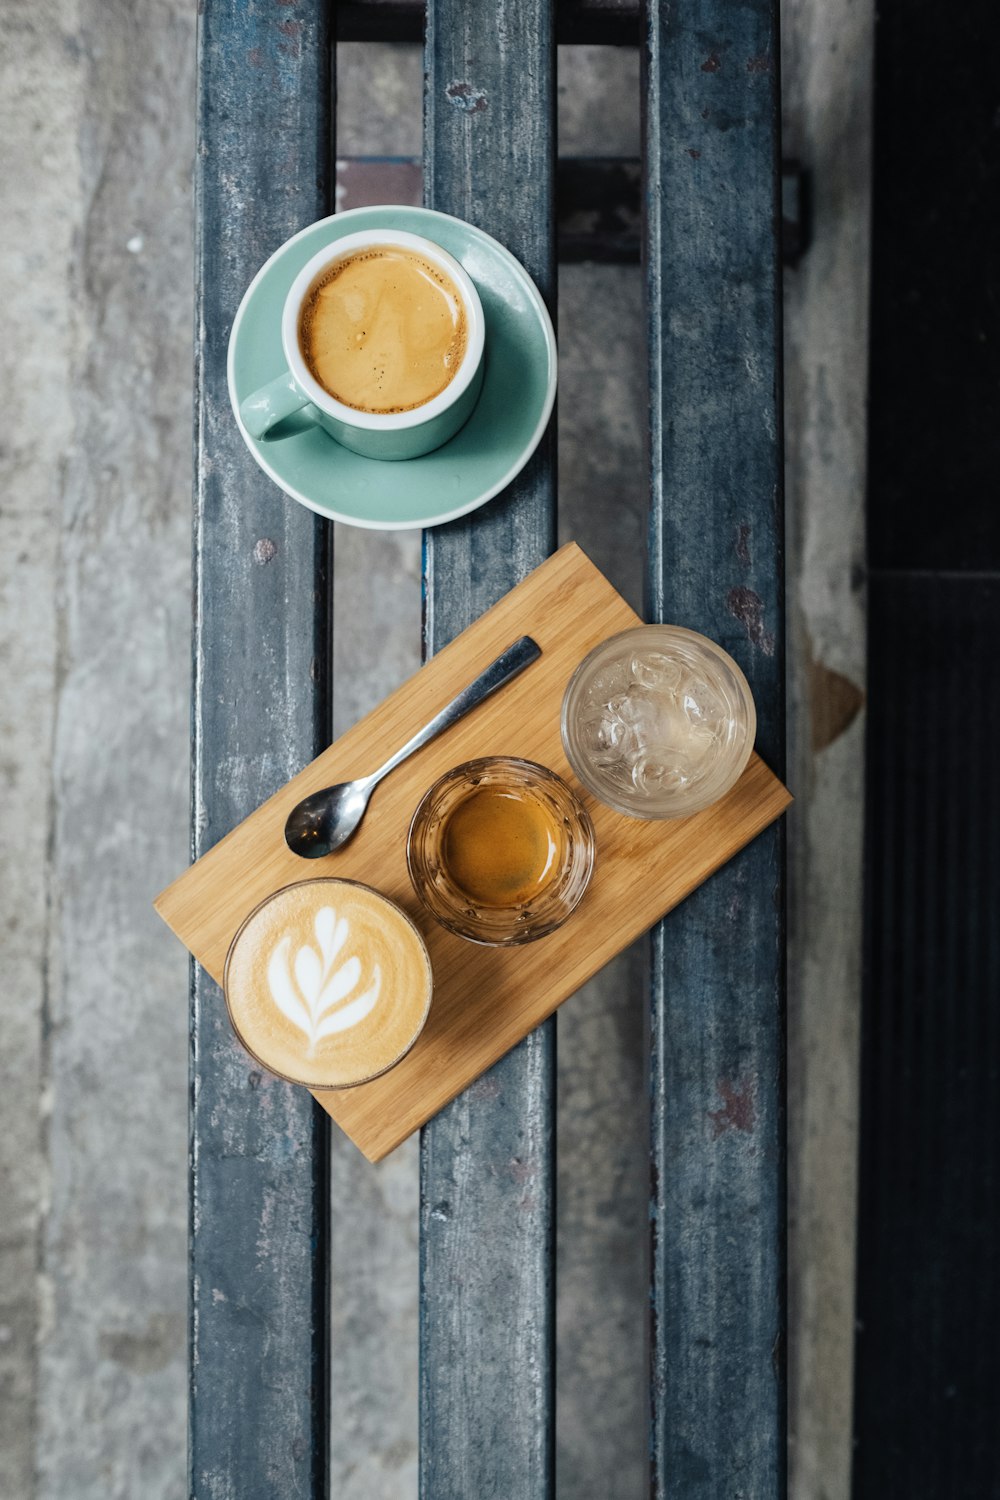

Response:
(192, 1), (784, 1494)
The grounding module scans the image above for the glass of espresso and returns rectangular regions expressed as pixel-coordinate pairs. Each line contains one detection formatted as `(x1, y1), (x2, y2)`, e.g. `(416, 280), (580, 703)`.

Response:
(407, 758), (595, 945)
(224, 878), (433, 1089)
(240, 227), (486, 460)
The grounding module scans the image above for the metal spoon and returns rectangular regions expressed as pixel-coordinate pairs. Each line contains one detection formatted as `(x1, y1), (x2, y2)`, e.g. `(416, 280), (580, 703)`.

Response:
(284, 634), (542, 858)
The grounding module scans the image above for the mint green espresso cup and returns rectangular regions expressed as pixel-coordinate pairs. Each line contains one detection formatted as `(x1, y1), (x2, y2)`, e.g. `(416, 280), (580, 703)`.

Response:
(238, 227), (486, 462)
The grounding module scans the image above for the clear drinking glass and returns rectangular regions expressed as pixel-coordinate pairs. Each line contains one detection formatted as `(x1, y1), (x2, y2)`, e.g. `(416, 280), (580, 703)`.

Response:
(407, 757), (595, 945)
(560, 625), (756, 819)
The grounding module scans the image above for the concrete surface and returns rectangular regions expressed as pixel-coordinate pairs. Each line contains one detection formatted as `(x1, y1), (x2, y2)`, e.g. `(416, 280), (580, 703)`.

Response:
(2, 2), (192, 1498)
(0, 16), (868, 1500)
(783, 2), (871, 1495)
(0, 6), (72, 1492)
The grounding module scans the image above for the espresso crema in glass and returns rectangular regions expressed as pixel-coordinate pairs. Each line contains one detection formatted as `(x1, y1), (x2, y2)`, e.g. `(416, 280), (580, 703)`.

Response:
(440, 785), (562, 907)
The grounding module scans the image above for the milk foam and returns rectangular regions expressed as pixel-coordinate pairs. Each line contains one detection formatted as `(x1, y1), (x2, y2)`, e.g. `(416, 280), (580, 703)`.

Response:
(225, 879), (432, 1089)
(266, 906), (382, 1056)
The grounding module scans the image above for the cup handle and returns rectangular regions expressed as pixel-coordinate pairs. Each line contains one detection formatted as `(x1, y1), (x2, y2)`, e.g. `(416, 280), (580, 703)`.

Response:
(239, 371), (312, 439)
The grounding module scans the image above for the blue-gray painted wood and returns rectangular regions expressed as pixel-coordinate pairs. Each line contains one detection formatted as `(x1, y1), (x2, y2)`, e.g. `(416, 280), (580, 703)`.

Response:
(644, 2), (786, 1496)
(420, 2), (557, 1496)
(192, 4), (332, 1495)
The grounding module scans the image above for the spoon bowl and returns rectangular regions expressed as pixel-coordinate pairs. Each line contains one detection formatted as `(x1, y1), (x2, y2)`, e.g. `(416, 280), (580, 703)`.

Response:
(284, 777), (375, 858)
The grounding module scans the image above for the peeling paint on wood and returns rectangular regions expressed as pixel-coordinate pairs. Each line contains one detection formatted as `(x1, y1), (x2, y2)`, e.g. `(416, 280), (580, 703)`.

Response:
(445, 80), (489, 113)
(708, 1077), (758, 1138)
(728, 583), (777, 655)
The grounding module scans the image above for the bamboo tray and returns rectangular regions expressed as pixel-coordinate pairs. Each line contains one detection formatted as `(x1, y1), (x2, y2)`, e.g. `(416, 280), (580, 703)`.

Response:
(155, 543), (790, 1160)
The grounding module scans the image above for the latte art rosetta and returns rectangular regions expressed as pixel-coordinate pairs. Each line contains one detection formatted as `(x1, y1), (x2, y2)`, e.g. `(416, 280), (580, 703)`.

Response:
(267, 906), (381, 1055)
(224, 878), (433, 1089)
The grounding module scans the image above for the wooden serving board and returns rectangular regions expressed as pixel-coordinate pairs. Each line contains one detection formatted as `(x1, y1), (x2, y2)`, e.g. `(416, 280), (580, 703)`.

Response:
(156, 544), (791, 1160)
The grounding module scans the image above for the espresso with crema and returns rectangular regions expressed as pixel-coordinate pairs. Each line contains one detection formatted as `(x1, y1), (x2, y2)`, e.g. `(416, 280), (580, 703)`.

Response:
(441, 786), (562, 907)
(299, 246), (467, 414)
(225, 880), (432, 1088)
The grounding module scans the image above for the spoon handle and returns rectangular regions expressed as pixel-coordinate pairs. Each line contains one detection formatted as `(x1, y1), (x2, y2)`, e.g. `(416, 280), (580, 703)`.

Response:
(372, 635), (542, 784)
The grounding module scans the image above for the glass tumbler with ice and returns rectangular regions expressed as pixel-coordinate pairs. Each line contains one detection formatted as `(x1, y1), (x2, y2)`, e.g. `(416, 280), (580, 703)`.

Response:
(560, 626), (756, 819)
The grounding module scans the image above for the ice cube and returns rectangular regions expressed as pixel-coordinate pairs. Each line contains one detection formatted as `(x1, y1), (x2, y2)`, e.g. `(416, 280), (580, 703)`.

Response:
(682, 676), (728, 736)
(630, 652), (683, 693)
(611, 687), (661, 734)
(601, 756), (635, 790)
(631, 751), (690, 796)
(585, 661), (630, 705)
(579, 709), (629, 766)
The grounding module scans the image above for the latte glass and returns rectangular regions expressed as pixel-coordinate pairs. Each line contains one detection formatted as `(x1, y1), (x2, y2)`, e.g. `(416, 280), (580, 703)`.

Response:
(407, 758), (595, 945)
(224, 877), (433, 1089)
(561, 626), (756, 819)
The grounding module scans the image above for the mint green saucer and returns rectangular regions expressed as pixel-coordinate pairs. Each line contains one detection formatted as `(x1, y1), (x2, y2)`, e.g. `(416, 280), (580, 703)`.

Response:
(228, 206), (557, 530)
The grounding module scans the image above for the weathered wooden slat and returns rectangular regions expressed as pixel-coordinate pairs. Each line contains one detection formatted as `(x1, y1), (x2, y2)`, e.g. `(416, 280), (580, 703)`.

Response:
(420, 1), (557, 1495)
(192, 3), (332, 1495)
(645, 2), (786, 1496)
